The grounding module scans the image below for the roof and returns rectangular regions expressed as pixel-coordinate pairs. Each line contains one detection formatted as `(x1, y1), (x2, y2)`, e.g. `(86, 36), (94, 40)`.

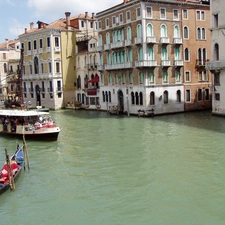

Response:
(0, 109), (49, 117)
(0, 39), (19, 50)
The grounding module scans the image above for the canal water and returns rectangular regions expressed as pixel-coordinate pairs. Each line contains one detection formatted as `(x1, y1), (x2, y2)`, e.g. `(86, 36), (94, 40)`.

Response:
(0, 110), (225, 225)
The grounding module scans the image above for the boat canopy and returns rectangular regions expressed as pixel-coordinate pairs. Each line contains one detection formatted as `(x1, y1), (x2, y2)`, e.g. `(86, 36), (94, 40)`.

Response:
(0, 110), (49, 117)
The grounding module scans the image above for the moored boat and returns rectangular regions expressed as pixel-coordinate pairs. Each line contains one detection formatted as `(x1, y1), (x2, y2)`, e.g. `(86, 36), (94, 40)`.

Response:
(0, 109), (60, 141)
(0, 145), (24, 194)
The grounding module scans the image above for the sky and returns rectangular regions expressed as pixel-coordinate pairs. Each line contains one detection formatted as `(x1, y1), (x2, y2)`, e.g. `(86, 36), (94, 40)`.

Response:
(0, 0), (122, 43)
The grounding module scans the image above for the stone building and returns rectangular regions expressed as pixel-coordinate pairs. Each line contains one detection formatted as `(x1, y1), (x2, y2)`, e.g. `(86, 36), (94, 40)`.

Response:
(96, 0), (211, 115)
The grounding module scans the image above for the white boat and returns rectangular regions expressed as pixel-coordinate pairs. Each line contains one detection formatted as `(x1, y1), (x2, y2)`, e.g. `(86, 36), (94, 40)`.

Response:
(0, 109), (60, 141)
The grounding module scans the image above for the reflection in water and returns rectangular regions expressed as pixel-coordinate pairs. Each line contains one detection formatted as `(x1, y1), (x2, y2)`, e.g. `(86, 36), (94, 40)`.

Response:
(0, 110), (225, 225)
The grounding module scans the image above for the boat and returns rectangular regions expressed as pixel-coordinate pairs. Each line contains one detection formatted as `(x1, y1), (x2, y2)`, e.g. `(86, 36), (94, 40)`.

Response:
(0, 109), (60, 141)
(0, 144), (24, 194)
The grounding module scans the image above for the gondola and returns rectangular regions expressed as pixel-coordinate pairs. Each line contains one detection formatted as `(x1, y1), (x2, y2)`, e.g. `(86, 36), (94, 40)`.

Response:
(0, 145), (24, 194)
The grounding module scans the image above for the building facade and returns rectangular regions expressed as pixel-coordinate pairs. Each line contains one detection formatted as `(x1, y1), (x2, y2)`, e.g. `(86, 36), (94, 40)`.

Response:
(206, 0), (225, 116)
(19, 13), (77, 110)
(96, 0), (211, 115)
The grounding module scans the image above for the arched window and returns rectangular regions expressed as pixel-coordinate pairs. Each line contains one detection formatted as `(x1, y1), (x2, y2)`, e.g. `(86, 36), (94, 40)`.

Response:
(129, 73), (133, 84)
(140, 92), (143, 105)
(202, 28), (206, 40)
(128, 49), (132, 62)
(161, 47), (167, 60)
(148, 47), (154, 60)
(131, 92), (135, 104)
(175, 47), (180, 60)
(77, 75), (81, 89)
(147, 24), (153, 37)
(214, 43), (219, 61)
(149, 71), (154, 84)
(3, 63), (7, 73)
(98, 35), (102, 46)
(34, 56), (39, 74)
(150, 92), (155, 105)
(160, 24), (167, 37)
(99, 54), (103, 65)
(77, 57), (80, 68)
(127, 27), (132, 40)
(177, 90), (181, 102)
(122, 73), (126, 84)
(106, 33), (110, 44)
(107, 53), (111, 64)
(183, 26), (189, 39)
(108, 74), (112, 84)
(115, 74), (119, 84)
(184, 48), (190, 61)
(174, 25), (180, 38)
(123, 50), (127, 62)
(197, 27), (201, 39)
(138, 47), (143, 61)
(113, 31), (117, 43)
(137, 24), (142, 37)
(164, 91), (168, 104)
(139, 72), (144, 84)
(135, 92), (139, 105)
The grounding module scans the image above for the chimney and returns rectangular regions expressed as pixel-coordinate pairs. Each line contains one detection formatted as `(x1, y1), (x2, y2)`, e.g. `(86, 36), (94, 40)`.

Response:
(65, 12), (71, 30)
(25, 28), (28, 34)
(92, 13), (95, 19)
(85, 12), (88, 18)
(30, 22), (34, 29)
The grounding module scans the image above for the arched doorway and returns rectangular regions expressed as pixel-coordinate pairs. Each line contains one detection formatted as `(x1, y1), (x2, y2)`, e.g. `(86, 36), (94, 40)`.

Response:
(35, 85), (41, 106)
(117, 90), (124, 114)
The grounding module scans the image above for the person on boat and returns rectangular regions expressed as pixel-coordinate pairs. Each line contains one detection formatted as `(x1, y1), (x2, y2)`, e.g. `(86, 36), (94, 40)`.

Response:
(1, 161), (19, 178)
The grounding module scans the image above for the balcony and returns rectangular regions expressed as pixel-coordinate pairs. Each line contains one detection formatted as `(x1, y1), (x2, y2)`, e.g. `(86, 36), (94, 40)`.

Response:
(161, 60), (171, 67)
(174, 60), (184, 66)
(29, 88), (34, 92)
(205, 60), (225, 71)
(97, 46), (103, 51)
(134, 37), (142, 45)
(38, 48), (43, 54)
(111, 41), (124, 49)
(54, 47), (61, 52)
(104, 44), (111, 50)
(87, 64), (98, 70)
(160, 37), (170, 44)
(146, 36), (156, 44)
(97, 65), (104, 71)
(135, 60), (157, 67)
(173, 38), (182, 44)
(196, 60), (206, 68)
(56, 87), (62, 92)
(48, 87), (54, 92)
(105, 63), (133, 70)
(125, 39), (132, 46)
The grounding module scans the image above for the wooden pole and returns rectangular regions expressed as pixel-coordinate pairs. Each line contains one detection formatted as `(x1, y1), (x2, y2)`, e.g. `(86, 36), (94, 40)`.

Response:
(23, 134), (30, 170)
(5, 149), (15, 191)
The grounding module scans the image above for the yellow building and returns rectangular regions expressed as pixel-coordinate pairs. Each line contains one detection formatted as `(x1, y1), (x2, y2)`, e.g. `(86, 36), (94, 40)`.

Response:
(19, 12), (77, 110)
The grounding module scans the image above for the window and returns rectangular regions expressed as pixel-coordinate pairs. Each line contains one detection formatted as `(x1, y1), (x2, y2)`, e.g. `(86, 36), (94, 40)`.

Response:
(119, 14), (123, 24)
(183, 26), (189, 39)
(55, 37), (59, 47)
(138, 47), (143, 61)
(173, 9), (179, 20)
(56, 62), (60, 73)
(150, 92), (155, 105)
(127, 27), (132, 40)
(41, 63), (44, 73)
(126, 11), (131, 22)
(139, 72), (144, 84)
(129, 73), (133, 84)
(3, 53), (6, 60)
(21, 43), (24, 49)
(34, 56), (39, 74)
(147, 24), (153, 37)
(174, 25), (180, 38)
(137, 24), (142, 37)
(29, 65), (32, 74)
(183, 9), (188, 19)
(128, 49), (132, 62)
(47, 37), (50, 47)
(213, 43), (219, 61)
(98, 21), (102, 29)
(108, 74), (112, 84)
(160, 8), (166, 19)
(160, 24), (167, 37)
(196, 10), (205, 21)
(33, 40), (37, 50)
(149, 71), (154, 84)
(81, 21), (84, 27)
(175, 69), (181, 82)
(90, 21), (93, 28)
(146, 7), (152, 18)
(197, 89), (203, 101)
(215, 93), (220, 101)
(136, 8), (141, 18)
(122, 73), (126, 84)
(39, 39), (43, 48)
(163, 70), (168, 83)
(214, 72), (220, 85)
(184, 48), (190, 61)
(161, 47), (167, 60)
(175, 47), (180, 60)
(115, 74), (119, 84)
(177, 90), (181, 103)
(106, 18), (109, 28)
(148, 47), (154, 60)
(185, 71), (191, 82)
(197, 28), (206, 40)
(199, 71), (208, 81)
(213, 14), (218, 27)
(112, 16), (116, 26)
(205, 89), (210, 101)
(186, 90), (191, 102)
(49, 62), (52, 73)
(106, 33), (110, 44)
(164, 91), (168, 104)
(28, 41), (31, 50)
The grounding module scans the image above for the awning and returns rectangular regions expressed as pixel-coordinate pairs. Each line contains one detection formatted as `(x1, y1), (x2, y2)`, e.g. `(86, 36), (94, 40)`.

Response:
(88, 76), (99, 83)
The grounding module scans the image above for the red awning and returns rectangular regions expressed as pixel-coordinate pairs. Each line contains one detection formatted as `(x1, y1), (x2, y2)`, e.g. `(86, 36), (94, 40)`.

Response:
(88, 76), (99, 83)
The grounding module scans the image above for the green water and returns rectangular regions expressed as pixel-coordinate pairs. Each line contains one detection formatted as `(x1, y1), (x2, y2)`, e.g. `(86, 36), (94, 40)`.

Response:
(0, 110), (225, 225)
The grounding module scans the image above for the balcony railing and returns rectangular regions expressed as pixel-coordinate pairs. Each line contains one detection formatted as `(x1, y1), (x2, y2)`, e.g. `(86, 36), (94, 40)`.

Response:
(97, 65), (104, 71)
(146, 36), (156, 43)
(105, 63), (133, 70)
(134, 37), (142, 44)
(174, 60), (184, 66)
(173, 38), (182, 44)
(48, 87), (54, 92)
(161, 60), (171, 66)
(29, 88), (34, 92)
(97, 46), (103, 51)
(160, 37), (170, 44)
(135, 60), (157, 67)
(125, 39), (132, 46)
(104, 44), (111, 50)
(111, 41), (124, 49)
(205, 60), (225, 71)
